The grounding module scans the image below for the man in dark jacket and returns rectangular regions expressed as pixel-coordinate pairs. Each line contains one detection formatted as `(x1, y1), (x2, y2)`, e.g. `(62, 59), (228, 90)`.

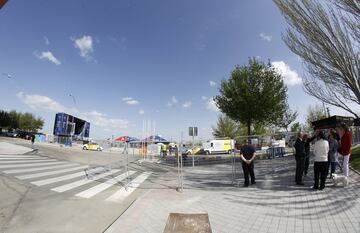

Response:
(303, 133), (317, 176)
(294, 132), (306, 185)
(240, 140), (256, 187)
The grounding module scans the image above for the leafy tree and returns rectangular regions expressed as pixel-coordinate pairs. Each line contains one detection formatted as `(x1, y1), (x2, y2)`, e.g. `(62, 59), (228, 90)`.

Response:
(212, 114), (245, 139)
(33, 117), (44, 132)
(19, 113), (44, 132)
(215, 58), (288, 135)
(304, 104), (327, 131)
(252, 123), (272, 136)
(274, 0), (360, 117)
(8, 110), (19, 129)
(290, 122), (301, 133)
(0, 110), (11, 128)
(276, 106), (298, 132)
(0, 109), (44, 132)
(19, 113), (33, 131)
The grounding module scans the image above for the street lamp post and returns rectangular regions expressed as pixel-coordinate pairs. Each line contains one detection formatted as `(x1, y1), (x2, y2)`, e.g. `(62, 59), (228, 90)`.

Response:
(69, 94), (76, 105)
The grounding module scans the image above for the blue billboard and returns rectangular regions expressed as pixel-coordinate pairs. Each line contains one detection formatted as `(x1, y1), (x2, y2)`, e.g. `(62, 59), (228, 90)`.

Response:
(53, 113), (90, 138)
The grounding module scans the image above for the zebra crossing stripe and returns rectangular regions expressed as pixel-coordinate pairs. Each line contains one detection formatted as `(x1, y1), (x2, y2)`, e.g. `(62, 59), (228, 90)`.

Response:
(3, 163), (78, 174)
(0, 161), (67, 169)
(51, 169), (120, 193)
(0, 159), (56, 164)
(31, 171), (87, 186)
(0, 157), (47, 160)
(106, 172), (152, 203)
(0, 155), (42, 159)
(75, 171), (136, 198)
(16, 165), (89, 180)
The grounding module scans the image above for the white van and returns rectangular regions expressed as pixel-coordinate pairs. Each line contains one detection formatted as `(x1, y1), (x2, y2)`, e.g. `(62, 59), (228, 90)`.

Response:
(202, 139), (235, 155)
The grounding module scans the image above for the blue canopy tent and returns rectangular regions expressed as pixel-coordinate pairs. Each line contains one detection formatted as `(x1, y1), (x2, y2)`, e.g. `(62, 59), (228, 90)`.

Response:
(144, 135), (169, 143)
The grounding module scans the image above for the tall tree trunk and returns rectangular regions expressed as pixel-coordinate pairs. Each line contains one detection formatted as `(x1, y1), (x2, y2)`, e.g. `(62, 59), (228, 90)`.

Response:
(247, 119), (251, 144)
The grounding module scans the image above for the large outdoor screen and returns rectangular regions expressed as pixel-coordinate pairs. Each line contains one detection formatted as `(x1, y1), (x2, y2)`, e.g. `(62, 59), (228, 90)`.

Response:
(53, 113), (90, 138)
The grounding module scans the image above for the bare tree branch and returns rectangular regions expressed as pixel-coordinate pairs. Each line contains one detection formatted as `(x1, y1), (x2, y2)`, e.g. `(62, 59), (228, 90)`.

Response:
(274, 0), (360, 117)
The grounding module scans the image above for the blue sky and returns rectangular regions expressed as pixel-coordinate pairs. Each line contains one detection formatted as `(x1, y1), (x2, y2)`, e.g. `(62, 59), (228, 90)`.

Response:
(0, 0), (349, 141)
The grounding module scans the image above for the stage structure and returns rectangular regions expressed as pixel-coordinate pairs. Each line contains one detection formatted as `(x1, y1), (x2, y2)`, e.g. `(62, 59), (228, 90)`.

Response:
(53, 112), (90, 145)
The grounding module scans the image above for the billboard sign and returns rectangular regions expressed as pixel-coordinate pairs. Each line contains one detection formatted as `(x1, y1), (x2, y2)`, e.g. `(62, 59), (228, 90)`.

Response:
(53, 113), (90, 138)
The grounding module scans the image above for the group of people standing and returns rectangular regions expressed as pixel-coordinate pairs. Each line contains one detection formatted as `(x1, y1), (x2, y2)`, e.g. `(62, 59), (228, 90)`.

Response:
(294, 124), (352, 190)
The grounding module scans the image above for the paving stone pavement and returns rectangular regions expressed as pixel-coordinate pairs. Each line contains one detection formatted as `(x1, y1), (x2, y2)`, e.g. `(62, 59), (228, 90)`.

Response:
(106, 156), (360, 233)
(0, 142), (33, 155)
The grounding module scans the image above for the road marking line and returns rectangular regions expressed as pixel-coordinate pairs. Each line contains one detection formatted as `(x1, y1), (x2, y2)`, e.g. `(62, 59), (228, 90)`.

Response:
(0, 157), (46, 160)
(0, 155), (42, 159)
(51, 169), (120, 193)
(0, 159), (56, 164)
(31, 171), (87, 186)
(16, 165), (89, 180)
(0, 161), (67, 169)
(75, 171), (136, 198)
(3, 164), (78, 174)
(106, 172), (152, 203)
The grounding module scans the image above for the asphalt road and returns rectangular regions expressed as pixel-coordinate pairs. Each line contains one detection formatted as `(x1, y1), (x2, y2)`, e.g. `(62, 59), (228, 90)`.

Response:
(0, 137), (173, 233)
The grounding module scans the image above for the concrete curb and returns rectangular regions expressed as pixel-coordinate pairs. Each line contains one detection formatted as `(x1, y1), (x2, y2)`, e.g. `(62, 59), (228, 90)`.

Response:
(350, 166), (360, 175)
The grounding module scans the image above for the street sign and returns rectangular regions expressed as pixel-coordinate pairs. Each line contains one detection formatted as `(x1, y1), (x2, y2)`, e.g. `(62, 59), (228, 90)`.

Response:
(189, 127), (198, 136)
(189, 126), (198, 167)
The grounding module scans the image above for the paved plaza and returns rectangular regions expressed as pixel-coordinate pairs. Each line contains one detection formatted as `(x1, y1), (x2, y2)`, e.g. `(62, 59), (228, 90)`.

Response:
(1, 140), (360, 233)
(107, 156), (360, 233)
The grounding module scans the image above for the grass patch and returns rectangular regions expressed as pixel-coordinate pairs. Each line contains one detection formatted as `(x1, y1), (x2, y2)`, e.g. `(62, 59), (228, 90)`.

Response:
(350, 146), (360, 172)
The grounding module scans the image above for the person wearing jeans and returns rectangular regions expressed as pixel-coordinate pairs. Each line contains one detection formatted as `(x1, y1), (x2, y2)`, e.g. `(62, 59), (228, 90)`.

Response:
(328, 130), (339, 177)
(338, 123), (352, 177)
(313, 131), (329, 190)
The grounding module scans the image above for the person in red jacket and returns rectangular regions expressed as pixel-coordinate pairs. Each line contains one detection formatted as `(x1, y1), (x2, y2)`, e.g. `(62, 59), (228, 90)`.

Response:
(339, 123), (352, 177)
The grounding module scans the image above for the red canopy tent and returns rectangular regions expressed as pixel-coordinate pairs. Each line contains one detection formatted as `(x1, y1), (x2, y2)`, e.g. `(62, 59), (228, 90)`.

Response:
(115, 136), (139, 142)
(115, 136), (128, 142)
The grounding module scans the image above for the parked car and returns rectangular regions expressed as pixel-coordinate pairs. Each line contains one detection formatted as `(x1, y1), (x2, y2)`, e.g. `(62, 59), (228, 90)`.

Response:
(180, 146), (203, 155)
(82, 143), (103, 151)
(6, 132), (17, 137)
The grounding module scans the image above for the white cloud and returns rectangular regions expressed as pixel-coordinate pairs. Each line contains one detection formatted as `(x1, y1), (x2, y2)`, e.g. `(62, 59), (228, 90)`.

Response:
(201, 96), (207, 101)
(209, 80), (217, 87)
(139, 109), (145, 115)
(260, 33), (272, 42)
(182, 101), (192, 108)
(126, 100), (139, 105)
(207, 98), (220, 112)
(17, 92), (129, 134)
(17, 92), (66, 112)
(73, 35), (94, 61)
(35, 51), (61, 65)
(121, 97), (139, 105)
(83, 111), (129, 129)
(271, 61), (302, 86)
(121, 97), (133, 101)
(44, 37), (50, 45)
(167, 96), (178, 107)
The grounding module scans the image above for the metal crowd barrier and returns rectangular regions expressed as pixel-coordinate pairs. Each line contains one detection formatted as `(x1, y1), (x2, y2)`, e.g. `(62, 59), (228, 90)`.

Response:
(266, 147), (285, 159)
